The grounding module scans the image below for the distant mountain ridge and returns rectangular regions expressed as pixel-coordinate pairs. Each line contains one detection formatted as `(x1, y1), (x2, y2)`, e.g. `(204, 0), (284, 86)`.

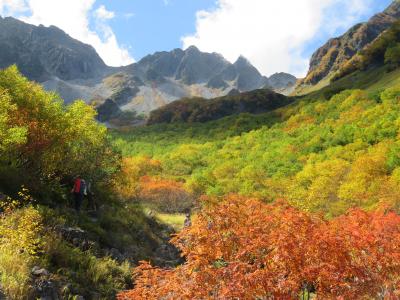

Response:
(0, 16), (110, 82)
(147, 89), (293, 125)
(0, 16), (296, 119)
(109, 46), (296, 115)
(297, 0), (400, 91)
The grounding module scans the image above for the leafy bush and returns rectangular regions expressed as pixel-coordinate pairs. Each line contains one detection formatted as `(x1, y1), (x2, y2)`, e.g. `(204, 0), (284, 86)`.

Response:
(0, 68), (162, 298)
(0, 202), (138, 299)
(119, 196), (400, 299)
(385, 43), (400, 67)
(112, 156), (161, 201)
(0, 66), (119, 202)
(0, 88), (26, 153)
(0, 205), (44, 298)
(139, 176), (194, 213)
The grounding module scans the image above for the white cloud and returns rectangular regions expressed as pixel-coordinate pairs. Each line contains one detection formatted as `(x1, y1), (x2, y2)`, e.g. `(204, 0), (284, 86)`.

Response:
(182, 0), (374, 77)
(1, 0), (134, 67)
(94, 5), (114, 20)
(0, 0), (27, 15)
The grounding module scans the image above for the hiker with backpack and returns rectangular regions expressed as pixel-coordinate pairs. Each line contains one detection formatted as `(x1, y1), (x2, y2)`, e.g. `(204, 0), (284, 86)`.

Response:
(71, 175), (87, 213)
(86, 179), (97, 212)
(183, 212), (192, 228)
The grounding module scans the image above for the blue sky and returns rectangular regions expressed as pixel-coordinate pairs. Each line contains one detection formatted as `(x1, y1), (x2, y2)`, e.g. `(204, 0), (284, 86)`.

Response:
(95, 0), (217, 59)
(98, 0), (392, 62)
(0, 0), (394, 76)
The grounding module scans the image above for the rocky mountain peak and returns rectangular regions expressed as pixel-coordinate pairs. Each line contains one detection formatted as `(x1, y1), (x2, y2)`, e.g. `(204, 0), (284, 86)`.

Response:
(268, 72), (297, 88)
(0, 16), (108, 82)
(0, 17), (297, 119)
(234, 55), (253, 67)
(385, 0), (400, 16)
(300, 0), (400, 86)
(232, 55), (265, 91)
(175, 47), (230, 85)
(184, 45), (201, 53)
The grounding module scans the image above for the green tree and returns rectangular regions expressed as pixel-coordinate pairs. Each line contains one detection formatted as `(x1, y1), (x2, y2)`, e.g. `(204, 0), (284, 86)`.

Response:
(0, 88), (26, 153)
(385, 43), (400, 67)
(0, 66), (119, 199)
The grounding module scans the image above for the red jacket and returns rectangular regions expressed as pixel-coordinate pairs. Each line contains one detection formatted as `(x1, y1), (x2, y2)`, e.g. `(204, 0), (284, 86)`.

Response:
(73, 178), (81, 193)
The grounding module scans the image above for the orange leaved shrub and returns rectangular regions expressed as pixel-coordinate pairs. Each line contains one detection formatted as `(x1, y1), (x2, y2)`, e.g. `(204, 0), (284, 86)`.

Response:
(139, 176), (194, 213)
(118, 195), (400, 299)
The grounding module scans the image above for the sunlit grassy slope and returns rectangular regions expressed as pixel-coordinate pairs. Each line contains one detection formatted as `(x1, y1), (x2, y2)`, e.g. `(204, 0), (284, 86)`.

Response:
(295, 66), (400, 100)
(112, 73), (400, 218)
(156, 213), (186, 231)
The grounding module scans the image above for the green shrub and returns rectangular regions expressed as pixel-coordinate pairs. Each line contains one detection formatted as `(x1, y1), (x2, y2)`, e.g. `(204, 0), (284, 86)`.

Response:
(385, 43), (400, 67)
(0, 206), (44, 299)
(0, 247), (33, 299)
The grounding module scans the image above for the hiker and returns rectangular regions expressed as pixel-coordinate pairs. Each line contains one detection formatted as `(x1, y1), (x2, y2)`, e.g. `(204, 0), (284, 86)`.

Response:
(183, 212), (192, 228)
(86, 179), (96, 211)
(71, 175), (86, 213)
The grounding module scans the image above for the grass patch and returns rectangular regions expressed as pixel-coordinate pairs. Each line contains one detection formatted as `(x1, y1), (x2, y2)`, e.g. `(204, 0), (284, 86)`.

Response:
(45, 236), (131, 298)
(295, 66), (400, 100)
(366, 68), (400, 92)
(292, 76), (332, 96)
(156, 213), (186, 231)
(0, 206), (43, 299)
(0, 247), (34, 299)
(143, 206), (186, 231)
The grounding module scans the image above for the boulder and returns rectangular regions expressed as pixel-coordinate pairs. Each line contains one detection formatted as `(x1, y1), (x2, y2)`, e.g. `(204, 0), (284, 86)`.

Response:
(56, 225), (87, 244)
(33, 278), (60, 300)
(32, 266), (50, 277)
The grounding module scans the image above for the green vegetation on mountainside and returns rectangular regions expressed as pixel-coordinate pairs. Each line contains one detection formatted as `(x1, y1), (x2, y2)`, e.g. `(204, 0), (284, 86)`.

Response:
(333, 20), (400, 82)
(112, 111), (284, 157)
(296, 20), (400, 97)
(298, 65), (400, 100)
(113, 82), (400, 217)
(147, 89), (292, 124)
(0, 66), (176, 299)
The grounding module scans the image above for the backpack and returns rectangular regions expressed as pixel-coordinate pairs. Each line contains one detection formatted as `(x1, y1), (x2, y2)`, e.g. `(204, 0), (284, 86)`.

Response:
(80, 180), (87, 196)
(73, 178), (81, 193)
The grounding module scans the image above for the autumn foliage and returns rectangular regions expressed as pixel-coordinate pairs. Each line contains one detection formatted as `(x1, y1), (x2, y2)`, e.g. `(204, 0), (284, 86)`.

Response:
(0, 66), (119, 197)
(112, 156), (161, 200)
(118, 195), (400, 299)
(139, 176), (193, 213)
(112, 157), (194, 212)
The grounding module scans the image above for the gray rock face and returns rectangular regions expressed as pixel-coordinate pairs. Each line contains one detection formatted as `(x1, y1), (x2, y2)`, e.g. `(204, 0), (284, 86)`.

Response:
(301, 0), (400, 85)
(129, 46), (271, 92)
(207, 74), (229, 89)
(267, 72), (297, 89)
(0, 17), (297, 117)
(107, 47), (295, 114)
(175, 46), (230, 84)
(0, 16), (108, 82)
(234, 55), (267, 91)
